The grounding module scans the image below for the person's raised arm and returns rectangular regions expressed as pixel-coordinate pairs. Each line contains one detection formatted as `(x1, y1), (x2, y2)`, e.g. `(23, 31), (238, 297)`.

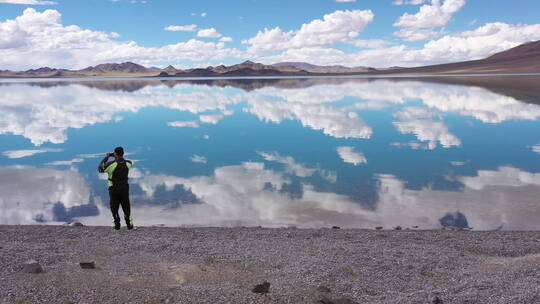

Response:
(98, 152), (112, 173)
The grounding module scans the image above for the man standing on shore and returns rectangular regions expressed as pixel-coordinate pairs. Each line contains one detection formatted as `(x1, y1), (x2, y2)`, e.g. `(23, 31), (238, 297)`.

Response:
(98, 146), (134, 230)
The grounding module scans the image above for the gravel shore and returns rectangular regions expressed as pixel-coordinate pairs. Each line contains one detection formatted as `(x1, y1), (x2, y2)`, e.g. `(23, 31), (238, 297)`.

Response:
(1, 225), (539, 304)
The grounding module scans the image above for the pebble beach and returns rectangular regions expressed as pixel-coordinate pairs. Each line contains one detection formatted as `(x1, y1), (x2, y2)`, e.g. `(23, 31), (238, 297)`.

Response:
(1, 225), (539, 304)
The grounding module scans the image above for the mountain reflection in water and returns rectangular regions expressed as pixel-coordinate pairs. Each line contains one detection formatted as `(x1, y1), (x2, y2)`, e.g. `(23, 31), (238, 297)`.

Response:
(0, 77), (539, 230)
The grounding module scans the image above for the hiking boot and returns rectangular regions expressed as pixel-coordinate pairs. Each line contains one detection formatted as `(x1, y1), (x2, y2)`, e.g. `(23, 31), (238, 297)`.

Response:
(126, 216), (134, 230)
(113, 218), (121, 230)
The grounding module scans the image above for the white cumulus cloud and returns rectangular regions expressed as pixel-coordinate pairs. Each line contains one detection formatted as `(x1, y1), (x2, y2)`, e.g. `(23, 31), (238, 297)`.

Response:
(258, 20), (540, 68)
(351, 39), (391, 49)
(197, 28), (222, 38)
(394, 0), (466, 41)
(164, 24), (197, 32)
(394, 0), (466, 28)
(2, 7), (540, 70)
(0, 8), (242, 70)
(244, 9), (374, 55)
(393, 28), (440, 41)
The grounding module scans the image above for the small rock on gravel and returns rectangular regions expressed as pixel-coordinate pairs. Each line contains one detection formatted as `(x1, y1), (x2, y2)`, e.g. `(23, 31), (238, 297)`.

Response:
(429, 292), (443, 304)
(64, 222), (84, 227)
(316, 285), (331, 293)
(394, 226), (402, 230)
(252, 281), (270, 294)
(375, 226), (383, 230)
(332, 226), (341, 230)
(332, 298), (359, 304)
(79, 262), (96, 269)
(22, 260), (43, 273)
(316, 294), (358, 304)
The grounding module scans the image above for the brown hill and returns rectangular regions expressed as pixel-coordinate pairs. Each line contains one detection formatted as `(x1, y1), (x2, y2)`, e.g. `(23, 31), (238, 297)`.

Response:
(26, 67), (58, 73)
(163, 65), (178, 73)
(170, 68), (219, 77)
(381, 40), (540, 75)
(78, 62), (150, 74)
(166, 66), (309, 77)
(206, 60), (305, 74)
(272, 62), (375, 73)
(155, 60), (309, 77)
(486, 41), (540, 61)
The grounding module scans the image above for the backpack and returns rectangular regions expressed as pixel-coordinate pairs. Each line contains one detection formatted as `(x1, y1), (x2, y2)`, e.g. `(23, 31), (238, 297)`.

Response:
(110, 160), (129, 187)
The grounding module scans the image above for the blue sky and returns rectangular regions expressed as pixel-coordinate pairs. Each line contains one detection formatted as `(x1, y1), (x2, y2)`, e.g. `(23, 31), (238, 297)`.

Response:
(0, 0), (539, 70)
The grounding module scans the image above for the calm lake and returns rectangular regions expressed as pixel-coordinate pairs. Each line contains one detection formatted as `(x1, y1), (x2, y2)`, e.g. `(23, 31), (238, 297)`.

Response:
(1, 76), (539, 230)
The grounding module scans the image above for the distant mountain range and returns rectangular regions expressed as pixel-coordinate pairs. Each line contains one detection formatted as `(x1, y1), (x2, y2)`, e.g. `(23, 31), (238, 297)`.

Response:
(0, 40), (539, 78)
(271, 62), (376, 73)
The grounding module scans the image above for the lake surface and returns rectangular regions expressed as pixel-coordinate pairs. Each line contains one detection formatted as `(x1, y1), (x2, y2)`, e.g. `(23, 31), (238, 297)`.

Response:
(1, 76), (539, 230)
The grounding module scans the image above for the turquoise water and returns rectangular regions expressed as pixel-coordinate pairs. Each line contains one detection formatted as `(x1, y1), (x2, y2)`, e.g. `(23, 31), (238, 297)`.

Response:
(1, 78), (539, 230)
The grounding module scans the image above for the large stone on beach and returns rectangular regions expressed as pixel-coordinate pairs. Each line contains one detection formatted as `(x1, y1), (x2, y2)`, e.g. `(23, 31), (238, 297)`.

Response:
(22, 260), (43, 273)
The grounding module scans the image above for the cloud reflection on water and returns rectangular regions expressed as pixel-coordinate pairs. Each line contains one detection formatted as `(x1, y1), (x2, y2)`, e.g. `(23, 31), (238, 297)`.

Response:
(0, 83), (242, 145)
(2, 148), (63, 159)
(393, 120), (461, 149)
(2, 79), (540, 145)
(244, 96), (373, 139)
(0, 166), (92, 224)
(104, 164), (540, 230)
(336, 146), (367, 165)
(1, 162), (539, 230)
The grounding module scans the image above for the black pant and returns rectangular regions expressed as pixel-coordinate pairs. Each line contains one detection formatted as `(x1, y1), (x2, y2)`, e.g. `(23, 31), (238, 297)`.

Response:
(109, 184), (130, 221)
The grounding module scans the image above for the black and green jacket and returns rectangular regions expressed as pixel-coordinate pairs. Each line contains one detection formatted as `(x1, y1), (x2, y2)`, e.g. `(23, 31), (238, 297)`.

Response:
(98, 157), (133, 188)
